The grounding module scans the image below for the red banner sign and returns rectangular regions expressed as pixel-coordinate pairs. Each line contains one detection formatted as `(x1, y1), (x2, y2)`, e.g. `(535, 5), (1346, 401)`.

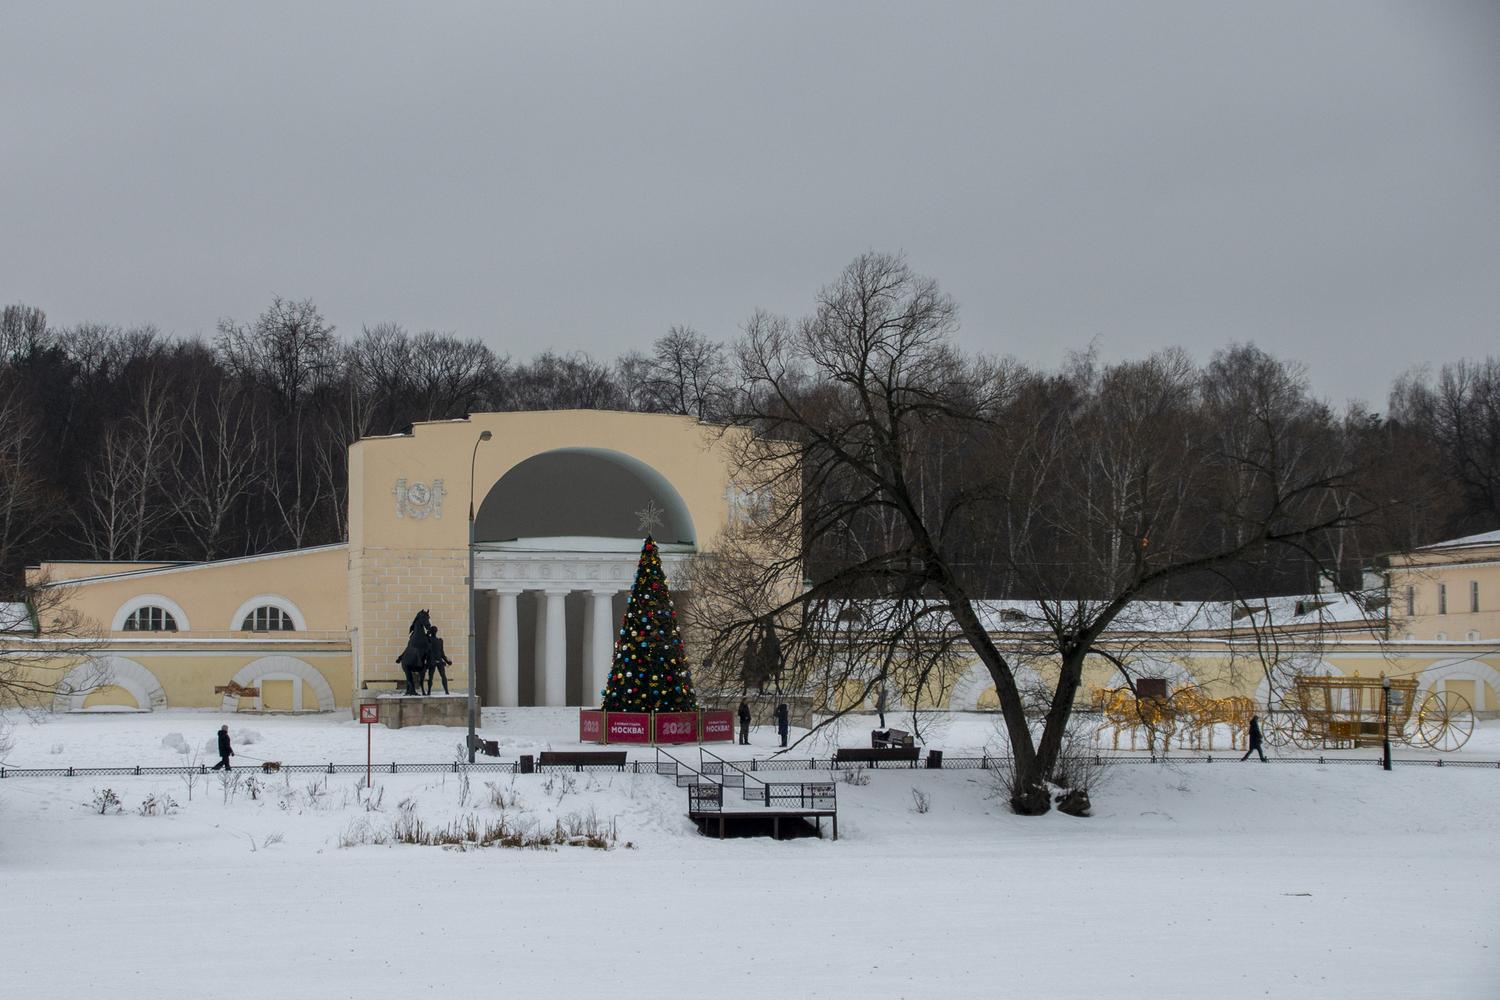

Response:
(605, 712), (652, 744)
(579, 709), (604, 743)
(654, 711), (700, 744)
(701, 710), (734, 743)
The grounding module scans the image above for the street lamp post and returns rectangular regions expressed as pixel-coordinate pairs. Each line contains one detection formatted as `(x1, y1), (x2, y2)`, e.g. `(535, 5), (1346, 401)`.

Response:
(1381, 674), (1392, 772)
(467, 429), (493, 763)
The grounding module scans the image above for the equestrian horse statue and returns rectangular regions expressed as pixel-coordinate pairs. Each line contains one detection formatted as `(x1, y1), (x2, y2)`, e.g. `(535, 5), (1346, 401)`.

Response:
(396, 609), (433, 695)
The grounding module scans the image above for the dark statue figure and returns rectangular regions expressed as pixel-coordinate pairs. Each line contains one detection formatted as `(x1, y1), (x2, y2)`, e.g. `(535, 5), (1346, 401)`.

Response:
(396, 609), (432, 695)
(424, 625), (453, 695)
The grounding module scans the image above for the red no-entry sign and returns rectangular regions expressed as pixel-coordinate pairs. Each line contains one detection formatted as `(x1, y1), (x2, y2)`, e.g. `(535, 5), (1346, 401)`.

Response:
(359, 703), (379, 724)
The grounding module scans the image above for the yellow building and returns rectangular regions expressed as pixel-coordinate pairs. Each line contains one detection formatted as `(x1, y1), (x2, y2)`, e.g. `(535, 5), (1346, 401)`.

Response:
(18, 411), (751, 715)
(10, 408), (1499, 722)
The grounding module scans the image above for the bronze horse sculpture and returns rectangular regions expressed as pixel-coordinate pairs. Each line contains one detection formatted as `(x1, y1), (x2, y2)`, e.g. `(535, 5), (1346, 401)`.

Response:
(396, 610), (432, 695)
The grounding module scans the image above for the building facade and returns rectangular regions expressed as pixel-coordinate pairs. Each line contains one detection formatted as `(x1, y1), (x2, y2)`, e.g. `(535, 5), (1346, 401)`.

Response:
(11, 411), (1500, 719)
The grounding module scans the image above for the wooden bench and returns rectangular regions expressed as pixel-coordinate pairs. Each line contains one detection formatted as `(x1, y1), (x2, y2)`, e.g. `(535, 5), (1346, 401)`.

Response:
(871, 728), (915, 749)
(537, 750), (629, 771)
(834, 746), (920, 767)
(360, 679), (407, 691)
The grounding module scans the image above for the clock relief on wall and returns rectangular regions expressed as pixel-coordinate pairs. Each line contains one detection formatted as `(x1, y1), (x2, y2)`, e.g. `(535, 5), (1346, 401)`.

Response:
(393, 478), (446, 519)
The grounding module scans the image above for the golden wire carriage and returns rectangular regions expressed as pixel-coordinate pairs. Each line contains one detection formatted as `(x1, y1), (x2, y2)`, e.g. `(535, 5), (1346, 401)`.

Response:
(1265, 675), (1474, 752)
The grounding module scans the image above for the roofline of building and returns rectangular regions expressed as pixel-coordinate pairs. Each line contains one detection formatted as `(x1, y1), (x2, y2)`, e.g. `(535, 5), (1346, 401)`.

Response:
(31, 543), (348, 589)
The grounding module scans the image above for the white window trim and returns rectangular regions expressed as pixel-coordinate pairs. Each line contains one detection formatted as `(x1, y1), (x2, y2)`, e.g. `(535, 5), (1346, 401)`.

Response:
(228, 594), (308, 632)
(111, 594), (191, 632)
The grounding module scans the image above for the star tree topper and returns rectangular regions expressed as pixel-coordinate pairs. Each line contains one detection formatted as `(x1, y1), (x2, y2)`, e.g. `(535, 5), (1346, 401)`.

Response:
(635, 499), (665, 536)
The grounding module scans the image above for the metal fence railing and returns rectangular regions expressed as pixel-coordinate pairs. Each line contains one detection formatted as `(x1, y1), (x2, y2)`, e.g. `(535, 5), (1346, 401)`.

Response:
(3, 753), (1497, 779)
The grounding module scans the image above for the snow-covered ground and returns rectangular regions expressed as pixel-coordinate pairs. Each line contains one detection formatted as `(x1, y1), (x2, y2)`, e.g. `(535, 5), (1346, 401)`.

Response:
(3, 710), (1498, 999)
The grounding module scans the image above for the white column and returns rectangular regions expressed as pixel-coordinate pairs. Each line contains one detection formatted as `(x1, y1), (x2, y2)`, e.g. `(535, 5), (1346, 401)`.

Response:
(544, 589), (569, 707)
(580, 597), (595, 705)
(590, 590), (615, 704)
(491, 590), (519, 707)
(533, 591), (549, 705)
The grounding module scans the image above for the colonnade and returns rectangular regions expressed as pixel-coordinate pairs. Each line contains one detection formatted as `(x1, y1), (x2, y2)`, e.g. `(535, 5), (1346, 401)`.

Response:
(482, 588), (622, 707)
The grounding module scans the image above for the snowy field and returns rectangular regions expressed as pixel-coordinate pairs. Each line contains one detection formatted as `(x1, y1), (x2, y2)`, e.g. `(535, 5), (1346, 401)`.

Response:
(3, 709), (1498, 999)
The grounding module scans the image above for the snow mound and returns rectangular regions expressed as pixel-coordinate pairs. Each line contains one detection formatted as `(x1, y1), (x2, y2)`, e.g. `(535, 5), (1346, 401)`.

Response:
(161, 733), (189, 754)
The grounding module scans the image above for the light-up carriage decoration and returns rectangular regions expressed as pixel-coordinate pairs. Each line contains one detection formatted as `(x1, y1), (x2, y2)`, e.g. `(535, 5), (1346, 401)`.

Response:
(1264, 675), (1473, 752)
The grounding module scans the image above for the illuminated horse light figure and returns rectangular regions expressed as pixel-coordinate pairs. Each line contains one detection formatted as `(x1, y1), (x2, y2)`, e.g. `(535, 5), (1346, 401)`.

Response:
(1168, 690), (1256, 751)
(395, 609), (433, 696)
(1093, 687), (1177, 752)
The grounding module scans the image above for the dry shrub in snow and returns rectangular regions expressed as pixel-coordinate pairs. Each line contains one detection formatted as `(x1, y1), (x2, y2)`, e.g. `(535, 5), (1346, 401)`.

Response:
(910, 787), (931, 814)
(89, 788), (121, 814)
(137, 792), (179, 816)
(839, 766), (870, 786)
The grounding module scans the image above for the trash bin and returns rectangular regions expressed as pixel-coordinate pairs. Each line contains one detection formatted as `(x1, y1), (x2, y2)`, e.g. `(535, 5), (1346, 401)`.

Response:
(925, 750), (943, 769)
(519, 754), (534, 774)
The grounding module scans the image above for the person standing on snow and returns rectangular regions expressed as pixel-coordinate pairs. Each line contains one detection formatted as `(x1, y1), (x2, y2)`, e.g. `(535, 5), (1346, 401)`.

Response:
(424, 625), (453, 695)
(1240, 715), (1267, 762)
(211, 724), (234, 771)
(775, 702), (790, 748)
(737, 700), (752, 745)
(876, 687), (888, 728)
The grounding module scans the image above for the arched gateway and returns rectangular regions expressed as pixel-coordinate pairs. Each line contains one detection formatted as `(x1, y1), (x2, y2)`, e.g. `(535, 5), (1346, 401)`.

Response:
(346, 411), (750, 708)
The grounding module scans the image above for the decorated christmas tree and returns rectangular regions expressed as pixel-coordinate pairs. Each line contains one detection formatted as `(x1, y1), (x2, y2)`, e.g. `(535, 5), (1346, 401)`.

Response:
(601, 535), (698, 712)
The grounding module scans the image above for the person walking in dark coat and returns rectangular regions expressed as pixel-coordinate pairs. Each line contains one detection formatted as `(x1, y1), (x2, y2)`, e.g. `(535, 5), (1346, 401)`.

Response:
(211, 725), (234, 771)
(424, 625), (453, 695)
(876, 687), (888, 729)
(737, 700), (751, 745)
(1240, 715), (1267, 762)
(774, 702), (789, 748)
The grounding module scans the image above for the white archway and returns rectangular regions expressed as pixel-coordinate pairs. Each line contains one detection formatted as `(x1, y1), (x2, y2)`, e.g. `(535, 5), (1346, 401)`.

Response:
(111, 593), (191, 632)
(52, 656), (166, 712)
(1417, 659), (1500, 711)
(228, 594), (308, 631)
(948, 660), (1045, 710)
(221, 656), (336, 712)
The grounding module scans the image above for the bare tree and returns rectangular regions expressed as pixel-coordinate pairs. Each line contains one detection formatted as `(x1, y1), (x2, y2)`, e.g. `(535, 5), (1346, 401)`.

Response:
(1390, 358), (1500, 530)
(720, 252), (1379, 815)
(172, 376), (263, 559)
(500, 351), (626, 411)
(629, 325), (731, 420)
(0, 386), (56, 581)
(217, 298), (338, 548)
(1, 578), (105, 724)
(72, 370), (181, 560)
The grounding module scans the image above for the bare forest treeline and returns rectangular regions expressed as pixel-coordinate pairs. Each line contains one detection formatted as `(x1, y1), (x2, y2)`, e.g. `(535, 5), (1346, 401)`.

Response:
(0, 292), (1495, 596)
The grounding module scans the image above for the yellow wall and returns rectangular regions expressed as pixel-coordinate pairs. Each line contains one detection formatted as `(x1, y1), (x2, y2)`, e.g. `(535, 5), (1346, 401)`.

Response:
(82, 685), (140, 709)
(347, 412), (753, 690)
(1388, 540), (1500, 642)
(33, 545), (349, 638)
(260, 679), (295, 711)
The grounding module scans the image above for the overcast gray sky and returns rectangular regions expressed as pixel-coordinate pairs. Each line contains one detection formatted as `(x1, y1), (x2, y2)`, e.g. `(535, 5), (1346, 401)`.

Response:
(3, 2), (1497, 405)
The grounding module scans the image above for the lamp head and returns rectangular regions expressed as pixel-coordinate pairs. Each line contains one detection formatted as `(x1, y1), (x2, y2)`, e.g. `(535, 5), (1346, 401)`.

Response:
(479, 430), (493, 441)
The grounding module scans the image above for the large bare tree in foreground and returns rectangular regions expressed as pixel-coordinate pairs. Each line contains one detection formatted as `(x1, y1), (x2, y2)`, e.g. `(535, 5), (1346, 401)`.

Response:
(719, 252), (1386, 815)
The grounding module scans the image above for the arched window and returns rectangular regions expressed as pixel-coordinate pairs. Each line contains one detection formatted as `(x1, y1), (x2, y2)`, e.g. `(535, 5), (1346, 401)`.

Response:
(241, 606), (296, 632)
(123, 606), (177, 632)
